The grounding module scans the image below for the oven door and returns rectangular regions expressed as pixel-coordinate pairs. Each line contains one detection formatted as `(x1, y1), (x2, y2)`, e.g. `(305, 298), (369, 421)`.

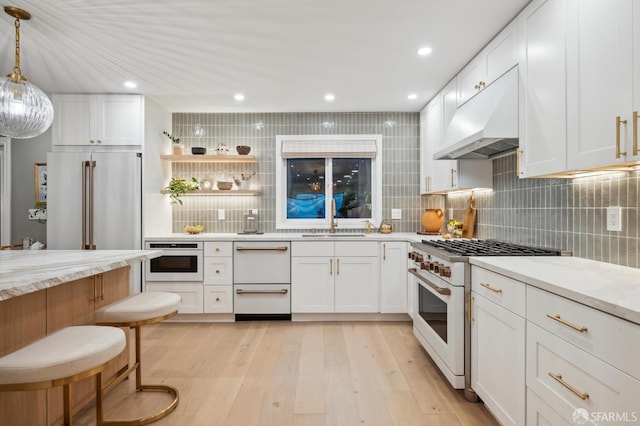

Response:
(411, 269), (464, 387)
(145, 242), (203, 282)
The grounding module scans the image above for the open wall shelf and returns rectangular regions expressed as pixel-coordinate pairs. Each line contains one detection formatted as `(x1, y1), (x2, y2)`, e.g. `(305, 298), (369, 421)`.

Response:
(161, 155), (257, 163)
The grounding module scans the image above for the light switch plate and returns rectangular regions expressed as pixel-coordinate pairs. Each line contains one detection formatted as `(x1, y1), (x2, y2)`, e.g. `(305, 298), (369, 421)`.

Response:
(218, 209), (225, 220)
(606, 206), (622, 231)
(391, 209), (402, 219)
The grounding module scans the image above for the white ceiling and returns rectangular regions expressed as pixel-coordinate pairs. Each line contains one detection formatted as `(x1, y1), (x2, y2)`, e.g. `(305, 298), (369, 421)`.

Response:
(1, 0), (530, 113)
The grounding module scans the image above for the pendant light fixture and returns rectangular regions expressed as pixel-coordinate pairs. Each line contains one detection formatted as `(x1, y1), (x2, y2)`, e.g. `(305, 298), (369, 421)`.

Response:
(0, 6), (53, 139)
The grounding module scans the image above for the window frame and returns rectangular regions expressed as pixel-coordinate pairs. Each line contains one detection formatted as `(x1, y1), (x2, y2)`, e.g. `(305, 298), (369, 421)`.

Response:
(275, 134), (382, 230)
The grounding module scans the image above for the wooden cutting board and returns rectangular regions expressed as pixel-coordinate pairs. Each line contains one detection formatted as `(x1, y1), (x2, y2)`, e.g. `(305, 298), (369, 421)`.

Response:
(461, 195), (477, 239)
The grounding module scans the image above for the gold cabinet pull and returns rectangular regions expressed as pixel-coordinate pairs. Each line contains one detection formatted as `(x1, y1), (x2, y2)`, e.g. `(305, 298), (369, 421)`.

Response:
(337, 258), (340, 275)
(548, 372), (589, 400)
(516, 148), (523, 176)
(215, 270), (220, 274)
(633, 111), (638, 156)
(467, 293), (473, 324)
(329, 258), (333, 275)
(616, 116), (628, 158)
(479, 81), (486, 88)
(90, 275), (97, 302)
(480, 282), (503, 294)
(546, 314), (588, 333)
(383, 244), (387, 261)
(450, 168), (456, 188)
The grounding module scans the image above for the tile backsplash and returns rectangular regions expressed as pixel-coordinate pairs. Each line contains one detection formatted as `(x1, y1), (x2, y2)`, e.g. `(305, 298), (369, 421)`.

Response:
(171, 112), (639, 268)
(171, 112), (423, 234)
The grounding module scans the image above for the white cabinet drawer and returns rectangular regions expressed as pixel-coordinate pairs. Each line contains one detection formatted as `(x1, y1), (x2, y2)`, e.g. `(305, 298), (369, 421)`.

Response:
(292, 241), (334, 257)
(145, 283), (203, 314)
(204, 285), (233, 313)
(203, 257), (232, 285)
(234, 284), (291, 314)
(526, 323), (640, 421)
(527, 286), (640, 380)
(526, 388), (571, 426)
(204, 241), (233, 257)
(471, 266), (525, 316)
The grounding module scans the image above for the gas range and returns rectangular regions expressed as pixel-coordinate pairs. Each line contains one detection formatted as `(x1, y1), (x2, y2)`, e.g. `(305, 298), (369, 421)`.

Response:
(408, 239), (569, 400)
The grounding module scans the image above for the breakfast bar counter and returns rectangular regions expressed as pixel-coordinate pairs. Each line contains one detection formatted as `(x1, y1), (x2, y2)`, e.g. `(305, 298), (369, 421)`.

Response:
(0, 249), (161, 425)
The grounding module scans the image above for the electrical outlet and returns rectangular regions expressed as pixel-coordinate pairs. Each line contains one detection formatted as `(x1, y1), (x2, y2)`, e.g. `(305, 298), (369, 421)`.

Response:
(606, 206), (622, 232)
(250, 209), (258, 215)
(391, 209), (402, 219)
(218, 209), (225, 220)
(448, 209), (454, 220)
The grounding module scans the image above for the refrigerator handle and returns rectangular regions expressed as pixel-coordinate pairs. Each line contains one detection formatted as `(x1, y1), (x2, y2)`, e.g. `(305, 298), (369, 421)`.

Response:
(88, 160), (96, 250)
(82, 161), (88, 249)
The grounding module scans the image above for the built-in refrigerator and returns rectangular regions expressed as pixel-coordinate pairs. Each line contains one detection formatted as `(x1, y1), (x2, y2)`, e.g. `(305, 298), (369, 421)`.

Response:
(46, 151), (143, 292)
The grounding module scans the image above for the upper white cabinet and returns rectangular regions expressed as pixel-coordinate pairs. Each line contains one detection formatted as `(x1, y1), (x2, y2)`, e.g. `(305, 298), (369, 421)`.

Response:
(420, 81), (492, 194)
(517, 0), (568, 178)
(566, 0), (639, 170)
(52, 94), (143, 147)
(457, 20), (520, 107)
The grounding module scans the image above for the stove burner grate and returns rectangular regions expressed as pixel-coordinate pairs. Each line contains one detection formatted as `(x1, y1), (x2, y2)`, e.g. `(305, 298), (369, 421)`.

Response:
(421, 239), (562, 257)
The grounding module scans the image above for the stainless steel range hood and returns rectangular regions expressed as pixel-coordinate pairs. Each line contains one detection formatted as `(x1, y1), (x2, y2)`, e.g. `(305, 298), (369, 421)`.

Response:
(434, 66), (519, 160)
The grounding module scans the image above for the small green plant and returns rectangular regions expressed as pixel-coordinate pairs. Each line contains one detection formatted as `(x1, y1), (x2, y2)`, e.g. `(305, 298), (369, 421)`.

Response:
(163, 130), (181, 144)
(166, 176), (199, 205)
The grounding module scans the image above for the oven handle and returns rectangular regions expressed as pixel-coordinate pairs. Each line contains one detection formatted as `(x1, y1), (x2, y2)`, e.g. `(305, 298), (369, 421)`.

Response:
(236, 289), (289, 295)
(235, 246), (289, 252)
(408, 268), (451, 296)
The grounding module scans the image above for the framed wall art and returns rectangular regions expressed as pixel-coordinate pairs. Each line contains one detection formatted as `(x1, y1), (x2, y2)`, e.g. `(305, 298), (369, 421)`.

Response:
(34, 163), (47, 205)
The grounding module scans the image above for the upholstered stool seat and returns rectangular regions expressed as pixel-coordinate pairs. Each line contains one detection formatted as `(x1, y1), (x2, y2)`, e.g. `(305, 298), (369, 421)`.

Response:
(95, 292), (180, 425)
(0, 325), (126, 425)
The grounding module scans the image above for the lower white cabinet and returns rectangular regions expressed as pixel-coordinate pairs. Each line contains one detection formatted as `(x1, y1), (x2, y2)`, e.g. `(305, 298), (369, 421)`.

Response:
(526, 389), (572, 426)
(204, 285), (233, 313)
(145, 282), (203, 314)
(291, 241), (379, 313)
(471, 292), (525, 426)
(380, 242), (407, 313)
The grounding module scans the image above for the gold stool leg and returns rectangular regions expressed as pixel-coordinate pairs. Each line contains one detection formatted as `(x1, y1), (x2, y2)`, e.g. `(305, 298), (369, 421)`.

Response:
(63, 383), (72, 426)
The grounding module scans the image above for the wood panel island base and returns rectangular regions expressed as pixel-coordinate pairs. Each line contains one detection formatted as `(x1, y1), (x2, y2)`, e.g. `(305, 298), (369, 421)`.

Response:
(0, 250), (161, 425)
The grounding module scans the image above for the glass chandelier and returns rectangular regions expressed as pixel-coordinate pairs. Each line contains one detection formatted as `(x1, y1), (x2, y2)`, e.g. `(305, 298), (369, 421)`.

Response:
(0, 6), (53, 139)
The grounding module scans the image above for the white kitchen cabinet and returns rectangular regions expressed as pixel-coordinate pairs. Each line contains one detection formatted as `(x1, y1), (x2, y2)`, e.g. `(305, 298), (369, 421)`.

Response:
(203, 241), (233, 313)
(517, 0), (568, 178)
(51, 94), (143, 147)
(380, 242), (407, 313)
(526, 389), (572, 426)
(420, 83), (492, 194)
(145, 282), (203, 314)
(471, 266), (526, 426)
(566, 0), (639, 170)
(457, 20), (519, 107)
(291, 241), (379, 313)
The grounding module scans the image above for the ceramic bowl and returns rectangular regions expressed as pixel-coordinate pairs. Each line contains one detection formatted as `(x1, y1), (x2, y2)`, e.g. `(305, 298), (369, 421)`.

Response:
(191, 147), (206, 155)
(236, 145), (251, 155)
(217, 181), (233, 190)
(184, 225), (204, 234)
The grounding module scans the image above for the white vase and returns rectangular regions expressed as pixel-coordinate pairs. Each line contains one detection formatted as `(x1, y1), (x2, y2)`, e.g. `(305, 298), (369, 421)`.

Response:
(239, 181), (250, 190)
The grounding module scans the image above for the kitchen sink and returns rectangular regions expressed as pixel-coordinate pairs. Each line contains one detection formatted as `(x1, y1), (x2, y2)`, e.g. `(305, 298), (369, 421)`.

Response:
(301, 233), (366, 238)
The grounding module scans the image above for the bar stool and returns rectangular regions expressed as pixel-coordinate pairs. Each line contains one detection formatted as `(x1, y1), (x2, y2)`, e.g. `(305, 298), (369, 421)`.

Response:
(95, 292), (181, 425)
(0, 325), (126, 425)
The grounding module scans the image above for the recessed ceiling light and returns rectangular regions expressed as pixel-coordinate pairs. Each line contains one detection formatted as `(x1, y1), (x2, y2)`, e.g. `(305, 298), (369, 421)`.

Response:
(407, 93), (418, 100)
(324, 94), (335, 102)
(124, 81), (137, 88)
(234, 93), (245, 101)
(417, 46), (433, 56)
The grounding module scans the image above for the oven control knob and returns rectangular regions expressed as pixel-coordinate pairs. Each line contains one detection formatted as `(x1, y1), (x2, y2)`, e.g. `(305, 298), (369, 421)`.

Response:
(440, 266), (451, 277)
(433, 263), (440, 273)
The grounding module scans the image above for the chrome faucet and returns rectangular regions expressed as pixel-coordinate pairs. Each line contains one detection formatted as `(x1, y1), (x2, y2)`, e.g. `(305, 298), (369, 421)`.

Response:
(330, 198), (338, 233)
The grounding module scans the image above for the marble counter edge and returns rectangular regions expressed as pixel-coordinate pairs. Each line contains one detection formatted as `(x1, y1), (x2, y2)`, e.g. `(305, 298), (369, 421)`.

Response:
(469, 257), (640, 326)
(144, 232), (429, 242)
(0, 250), (162, 302)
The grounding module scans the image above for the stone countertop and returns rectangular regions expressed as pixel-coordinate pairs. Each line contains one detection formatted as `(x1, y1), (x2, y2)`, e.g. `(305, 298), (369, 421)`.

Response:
(0, 250), (162, 302)
(144, 232), (436, 242)
(469, 256), (640, 326)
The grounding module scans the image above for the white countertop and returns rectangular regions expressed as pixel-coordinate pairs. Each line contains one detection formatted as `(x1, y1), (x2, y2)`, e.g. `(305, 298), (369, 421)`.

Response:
(0, 250), (162, 301)
(144, 232), (431, 242)
(469, 256), (640, 325)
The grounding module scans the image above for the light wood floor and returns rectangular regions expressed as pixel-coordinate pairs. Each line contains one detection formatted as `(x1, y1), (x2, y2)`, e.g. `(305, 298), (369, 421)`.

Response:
(75, 321), (498, 426)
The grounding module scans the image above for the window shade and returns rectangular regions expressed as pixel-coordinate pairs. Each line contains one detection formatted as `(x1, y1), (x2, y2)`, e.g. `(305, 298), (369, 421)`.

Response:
(281, 139), (377, 158)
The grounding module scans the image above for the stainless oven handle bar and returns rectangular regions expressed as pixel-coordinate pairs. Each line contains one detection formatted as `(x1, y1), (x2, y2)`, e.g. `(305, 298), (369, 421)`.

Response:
(236, 289), (289, 295)
(408, 268), (451, 296)
(235, 246), (289, 252)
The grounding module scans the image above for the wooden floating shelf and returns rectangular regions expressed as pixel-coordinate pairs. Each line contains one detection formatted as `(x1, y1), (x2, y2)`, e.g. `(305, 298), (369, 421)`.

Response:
(161, 154), (257, 163)
(161, 189), (259, 196)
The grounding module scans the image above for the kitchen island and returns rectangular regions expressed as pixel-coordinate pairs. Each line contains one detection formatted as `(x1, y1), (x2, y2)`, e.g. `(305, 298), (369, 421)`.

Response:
(0, 249), (161, 425)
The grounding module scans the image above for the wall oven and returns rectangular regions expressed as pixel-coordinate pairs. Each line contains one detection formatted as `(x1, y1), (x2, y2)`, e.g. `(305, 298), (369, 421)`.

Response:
(145, 241), (204, 282)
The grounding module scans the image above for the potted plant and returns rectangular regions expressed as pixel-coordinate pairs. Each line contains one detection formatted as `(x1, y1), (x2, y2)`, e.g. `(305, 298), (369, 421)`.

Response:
(163, 131), (184, 155)
(166, 176), (199, 205)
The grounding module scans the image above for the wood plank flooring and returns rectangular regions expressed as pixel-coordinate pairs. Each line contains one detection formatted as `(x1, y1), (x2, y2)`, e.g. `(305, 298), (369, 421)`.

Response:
(74, 321), (498, 426)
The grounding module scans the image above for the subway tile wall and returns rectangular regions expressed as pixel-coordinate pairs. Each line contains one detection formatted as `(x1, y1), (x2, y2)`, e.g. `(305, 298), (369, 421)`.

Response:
(171, 112), (424, 234)
(446, 154), (640, 268)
